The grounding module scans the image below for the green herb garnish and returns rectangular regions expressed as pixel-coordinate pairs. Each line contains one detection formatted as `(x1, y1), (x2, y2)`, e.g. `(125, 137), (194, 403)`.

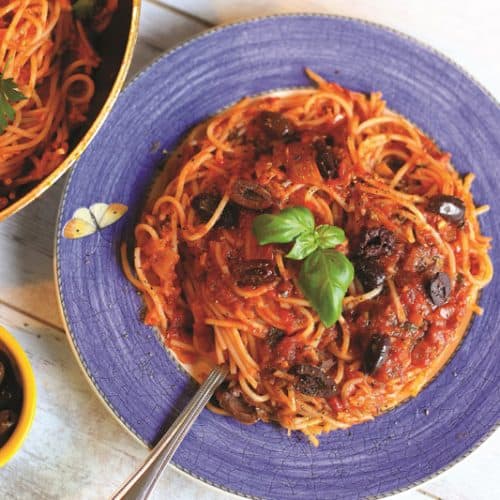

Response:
(0, 70), (26, 134)
(252, 206), (315, 245)
(253, 206), (354, 327)
(72, 0), (97, 19)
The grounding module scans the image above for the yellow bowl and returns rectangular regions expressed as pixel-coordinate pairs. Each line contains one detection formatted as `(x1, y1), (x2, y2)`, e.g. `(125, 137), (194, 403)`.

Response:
(0, 326), (36, 467)
(0, 0), (140, 222)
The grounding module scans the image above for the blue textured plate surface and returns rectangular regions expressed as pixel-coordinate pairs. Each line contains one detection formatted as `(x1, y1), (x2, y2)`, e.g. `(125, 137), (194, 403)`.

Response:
(55, 15), (500, 500)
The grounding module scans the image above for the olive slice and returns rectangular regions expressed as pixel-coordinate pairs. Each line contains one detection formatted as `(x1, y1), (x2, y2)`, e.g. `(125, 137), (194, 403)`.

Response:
(427, 271), (451, 306)
(258, 111), (296, 139)
(427, 195), (465, 226)
(356, 227), (395, 258)
(314, 139), (340, 179)
(363, 334), (391, 375)
(230, 179), (273, 210)
(191, 192), (239, 228)
(266, 327), (285, 347)
(355, 258), (386, 290)
(234, 259), (278, 287)
(386, 156), (405, 171)
(217, 389), (258, 424)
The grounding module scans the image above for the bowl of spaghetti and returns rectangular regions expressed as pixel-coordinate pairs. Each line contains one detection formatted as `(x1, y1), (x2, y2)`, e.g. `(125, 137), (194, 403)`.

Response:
(55, 14), (500, 500)
(0, 0), (140, 221)
(120, 71), (492, 446)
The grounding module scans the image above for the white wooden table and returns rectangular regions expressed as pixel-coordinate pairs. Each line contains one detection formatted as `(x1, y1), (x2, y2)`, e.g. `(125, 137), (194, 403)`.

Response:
(1, 1), (499, 498)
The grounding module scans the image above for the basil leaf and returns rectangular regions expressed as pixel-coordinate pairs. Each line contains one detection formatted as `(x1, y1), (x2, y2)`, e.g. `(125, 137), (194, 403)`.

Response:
(253, 206), (315, 245)
(286, 231), (318, 260)
(299, 248), (354, 327)
(0, 72), (26, 134)
(315, 225), (346, 249)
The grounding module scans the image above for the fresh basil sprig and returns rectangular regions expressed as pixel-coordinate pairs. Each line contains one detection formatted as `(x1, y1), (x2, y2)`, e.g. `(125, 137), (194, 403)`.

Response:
(315, 225), (346, 248)
(299, 248), (353, 327)
(252, 206), (354, 327)
(286, 231), (318, 260)
(0, 68), (26, 134)
(252, 206), (315, 244)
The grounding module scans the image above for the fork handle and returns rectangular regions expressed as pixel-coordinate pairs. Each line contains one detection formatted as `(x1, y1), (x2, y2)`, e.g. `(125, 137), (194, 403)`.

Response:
(112, 366), (227, 500)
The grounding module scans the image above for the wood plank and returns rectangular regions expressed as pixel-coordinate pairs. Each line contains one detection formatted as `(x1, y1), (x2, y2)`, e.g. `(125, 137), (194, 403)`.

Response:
(0, 320), (236, 499)
(0, 311), (432, 499)
(0, 181), (65, 330)
(158, 0), (500, 98)
(0, 1), (206, 329)
(0, 1), (497, 498)
(127, 39), (163, 80)
(0, 5), (236, 496)
(0, 307), (434, 500)
(419, 429), (500, 500)
(139, 0), (208, 51)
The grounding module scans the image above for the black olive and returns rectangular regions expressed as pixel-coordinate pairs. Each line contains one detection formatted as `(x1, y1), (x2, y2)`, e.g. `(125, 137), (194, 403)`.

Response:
(0, 383), (22, 411)
(258, 111), (296, 139)
(0, 409), (18, 447)
(218, 202), (239, 228)
(235, 259), (278, 287)
(0, 361), (4, 387)
(217, 389), (258, 424)
(427, 272), (451, 306)
(427, 195), (465, 226)
(230, 179), (273, 210)
(0, 352), (22, 412)
(356, 227), (396, 258)
(290, 365), (337, 397)
(314, 139), (340, 179)
(363, 334), (391, 375)
(386, 156), (406, 171)
(325, 135), (335, 146)
(0, 409), (17, 435)
(191, 192), (220, 222)
(266, 327), (285, 347)
(191, 192), (239, 228)
(355, 258), (386, 290)
(0, 385), (14, 409)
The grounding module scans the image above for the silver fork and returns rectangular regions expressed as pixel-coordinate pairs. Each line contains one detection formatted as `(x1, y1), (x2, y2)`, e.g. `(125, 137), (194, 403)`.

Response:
(111, 365), (228, 500)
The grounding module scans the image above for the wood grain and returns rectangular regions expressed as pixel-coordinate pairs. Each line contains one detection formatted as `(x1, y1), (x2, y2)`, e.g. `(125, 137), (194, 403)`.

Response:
(0, 1), (208, 330)
(0, 1), (497, 498)
(157, 0), (500, 99)
(0, 318), (236, 500)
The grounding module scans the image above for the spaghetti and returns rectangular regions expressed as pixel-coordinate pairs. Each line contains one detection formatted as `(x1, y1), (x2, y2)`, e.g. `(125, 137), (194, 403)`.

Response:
(123, 70), (492, 445)
(0, 0), (117, 209)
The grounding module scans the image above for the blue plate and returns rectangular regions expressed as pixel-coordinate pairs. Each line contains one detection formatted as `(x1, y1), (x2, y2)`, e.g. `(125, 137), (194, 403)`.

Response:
(55, 15), (500, 499)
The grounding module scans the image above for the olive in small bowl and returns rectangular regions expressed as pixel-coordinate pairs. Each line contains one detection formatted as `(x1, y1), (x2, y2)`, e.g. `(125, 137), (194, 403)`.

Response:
(0, 326), (36, 467)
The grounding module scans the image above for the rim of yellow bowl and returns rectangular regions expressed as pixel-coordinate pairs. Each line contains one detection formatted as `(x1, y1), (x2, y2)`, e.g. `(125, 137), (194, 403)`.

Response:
(0, 326), (36, 467)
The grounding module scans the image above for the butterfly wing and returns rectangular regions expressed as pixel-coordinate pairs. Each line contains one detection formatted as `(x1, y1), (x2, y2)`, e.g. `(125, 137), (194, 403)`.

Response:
(63, 208), (97, 239)
(88, 203), (108, 226)
(91, 202), (128, 229)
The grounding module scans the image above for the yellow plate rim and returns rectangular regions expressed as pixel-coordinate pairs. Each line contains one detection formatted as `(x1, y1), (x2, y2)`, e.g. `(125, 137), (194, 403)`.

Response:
(0, 326), (37, 467)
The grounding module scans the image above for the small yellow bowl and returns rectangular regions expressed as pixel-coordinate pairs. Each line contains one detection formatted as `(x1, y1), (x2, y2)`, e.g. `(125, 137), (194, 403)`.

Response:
(0, 326), (36, 467)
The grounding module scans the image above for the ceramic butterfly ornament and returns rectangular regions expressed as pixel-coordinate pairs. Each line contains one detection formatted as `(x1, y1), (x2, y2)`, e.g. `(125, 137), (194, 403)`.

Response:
(63, 202), (128, 239)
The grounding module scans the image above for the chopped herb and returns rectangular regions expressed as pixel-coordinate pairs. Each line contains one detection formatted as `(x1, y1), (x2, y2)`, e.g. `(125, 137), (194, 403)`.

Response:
(0, 71), (26, 134)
